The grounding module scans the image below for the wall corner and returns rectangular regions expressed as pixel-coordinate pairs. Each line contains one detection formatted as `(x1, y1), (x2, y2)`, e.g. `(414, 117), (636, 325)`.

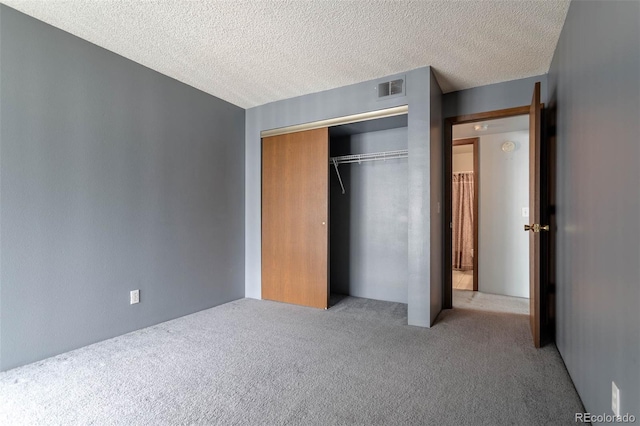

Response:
(406, 66), (433, 327)
(429, 68), (444, 326)
(0, 3), (4, 370)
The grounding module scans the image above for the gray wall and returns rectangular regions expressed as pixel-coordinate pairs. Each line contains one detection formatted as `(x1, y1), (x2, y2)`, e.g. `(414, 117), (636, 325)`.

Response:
(443, 75), (547, 119)
(477, 131), (529, 298)
(548, 1), (640, 417)
(0, 6), (245, 370)
(0, 5), (3, 366)
(330, 128), (408, 303)
(429, 71), (443, 324)
(246, 67), (437, 327)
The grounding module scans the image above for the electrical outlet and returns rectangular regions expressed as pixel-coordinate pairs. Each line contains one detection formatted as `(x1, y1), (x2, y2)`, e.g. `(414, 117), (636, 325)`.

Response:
(612, 381), (620, 416)
(130, 290), (140, 305)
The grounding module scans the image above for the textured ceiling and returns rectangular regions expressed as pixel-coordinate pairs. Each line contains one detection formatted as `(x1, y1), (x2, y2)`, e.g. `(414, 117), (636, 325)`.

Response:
(1, 1), (570, 109)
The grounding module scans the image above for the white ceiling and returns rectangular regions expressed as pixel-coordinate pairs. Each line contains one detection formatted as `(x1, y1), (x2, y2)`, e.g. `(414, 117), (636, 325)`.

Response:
(1, 1), (570, 109)
(453, 114), (529, 139)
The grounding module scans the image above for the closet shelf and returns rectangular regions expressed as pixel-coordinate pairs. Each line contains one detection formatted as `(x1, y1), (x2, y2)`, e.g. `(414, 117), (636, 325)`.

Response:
(329, 149), (408, 194)
(329, 149), (408, 165)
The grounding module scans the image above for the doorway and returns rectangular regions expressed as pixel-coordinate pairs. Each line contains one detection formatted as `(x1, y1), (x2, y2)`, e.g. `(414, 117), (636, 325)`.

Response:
(443, 82), (546, 347)
(445, 105), (531, 306)
(451, 137), (479, 292)
(451, 115), (532, 301)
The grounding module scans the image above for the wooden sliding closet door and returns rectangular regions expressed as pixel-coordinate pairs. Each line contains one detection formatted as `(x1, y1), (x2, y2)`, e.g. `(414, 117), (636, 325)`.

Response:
(262, 128), (329, 309)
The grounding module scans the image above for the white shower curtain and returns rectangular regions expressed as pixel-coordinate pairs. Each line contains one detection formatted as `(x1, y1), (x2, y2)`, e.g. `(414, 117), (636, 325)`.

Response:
(452, 172), (474, 270)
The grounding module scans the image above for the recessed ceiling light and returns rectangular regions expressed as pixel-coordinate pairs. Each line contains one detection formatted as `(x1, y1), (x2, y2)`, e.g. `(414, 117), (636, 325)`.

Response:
(474, 124), (488, 131)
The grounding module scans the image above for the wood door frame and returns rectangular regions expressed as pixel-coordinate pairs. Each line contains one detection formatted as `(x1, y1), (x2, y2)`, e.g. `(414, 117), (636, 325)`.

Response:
(452, 137), (479, 291)
(444, 105), (532, 309)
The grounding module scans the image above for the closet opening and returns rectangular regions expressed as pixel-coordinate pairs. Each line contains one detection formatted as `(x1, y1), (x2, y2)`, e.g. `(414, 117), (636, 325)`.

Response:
(329, 114), (408, 304)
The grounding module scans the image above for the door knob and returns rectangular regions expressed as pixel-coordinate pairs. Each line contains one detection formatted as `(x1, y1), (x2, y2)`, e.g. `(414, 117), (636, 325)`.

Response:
(524, 224), (549, 232)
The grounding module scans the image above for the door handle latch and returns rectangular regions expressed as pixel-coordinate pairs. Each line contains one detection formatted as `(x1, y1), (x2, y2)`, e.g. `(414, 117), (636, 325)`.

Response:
(524, 224), (550, 232)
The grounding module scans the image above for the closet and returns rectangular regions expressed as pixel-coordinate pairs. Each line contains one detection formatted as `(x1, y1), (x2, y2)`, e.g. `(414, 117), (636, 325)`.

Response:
(262, 112), (408, 309)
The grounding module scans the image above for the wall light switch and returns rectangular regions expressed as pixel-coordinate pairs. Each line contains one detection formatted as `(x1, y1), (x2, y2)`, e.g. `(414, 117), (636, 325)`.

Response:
(522, 207), (529, 218)
(612, 381), (620, 416)
(130, 290), (140, 305)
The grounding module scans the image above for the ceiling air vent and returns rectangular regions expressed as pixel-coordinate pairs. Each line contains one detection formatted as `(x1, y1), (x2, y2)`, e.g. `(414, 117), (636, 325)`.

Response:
(377, 78), (405, 99)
